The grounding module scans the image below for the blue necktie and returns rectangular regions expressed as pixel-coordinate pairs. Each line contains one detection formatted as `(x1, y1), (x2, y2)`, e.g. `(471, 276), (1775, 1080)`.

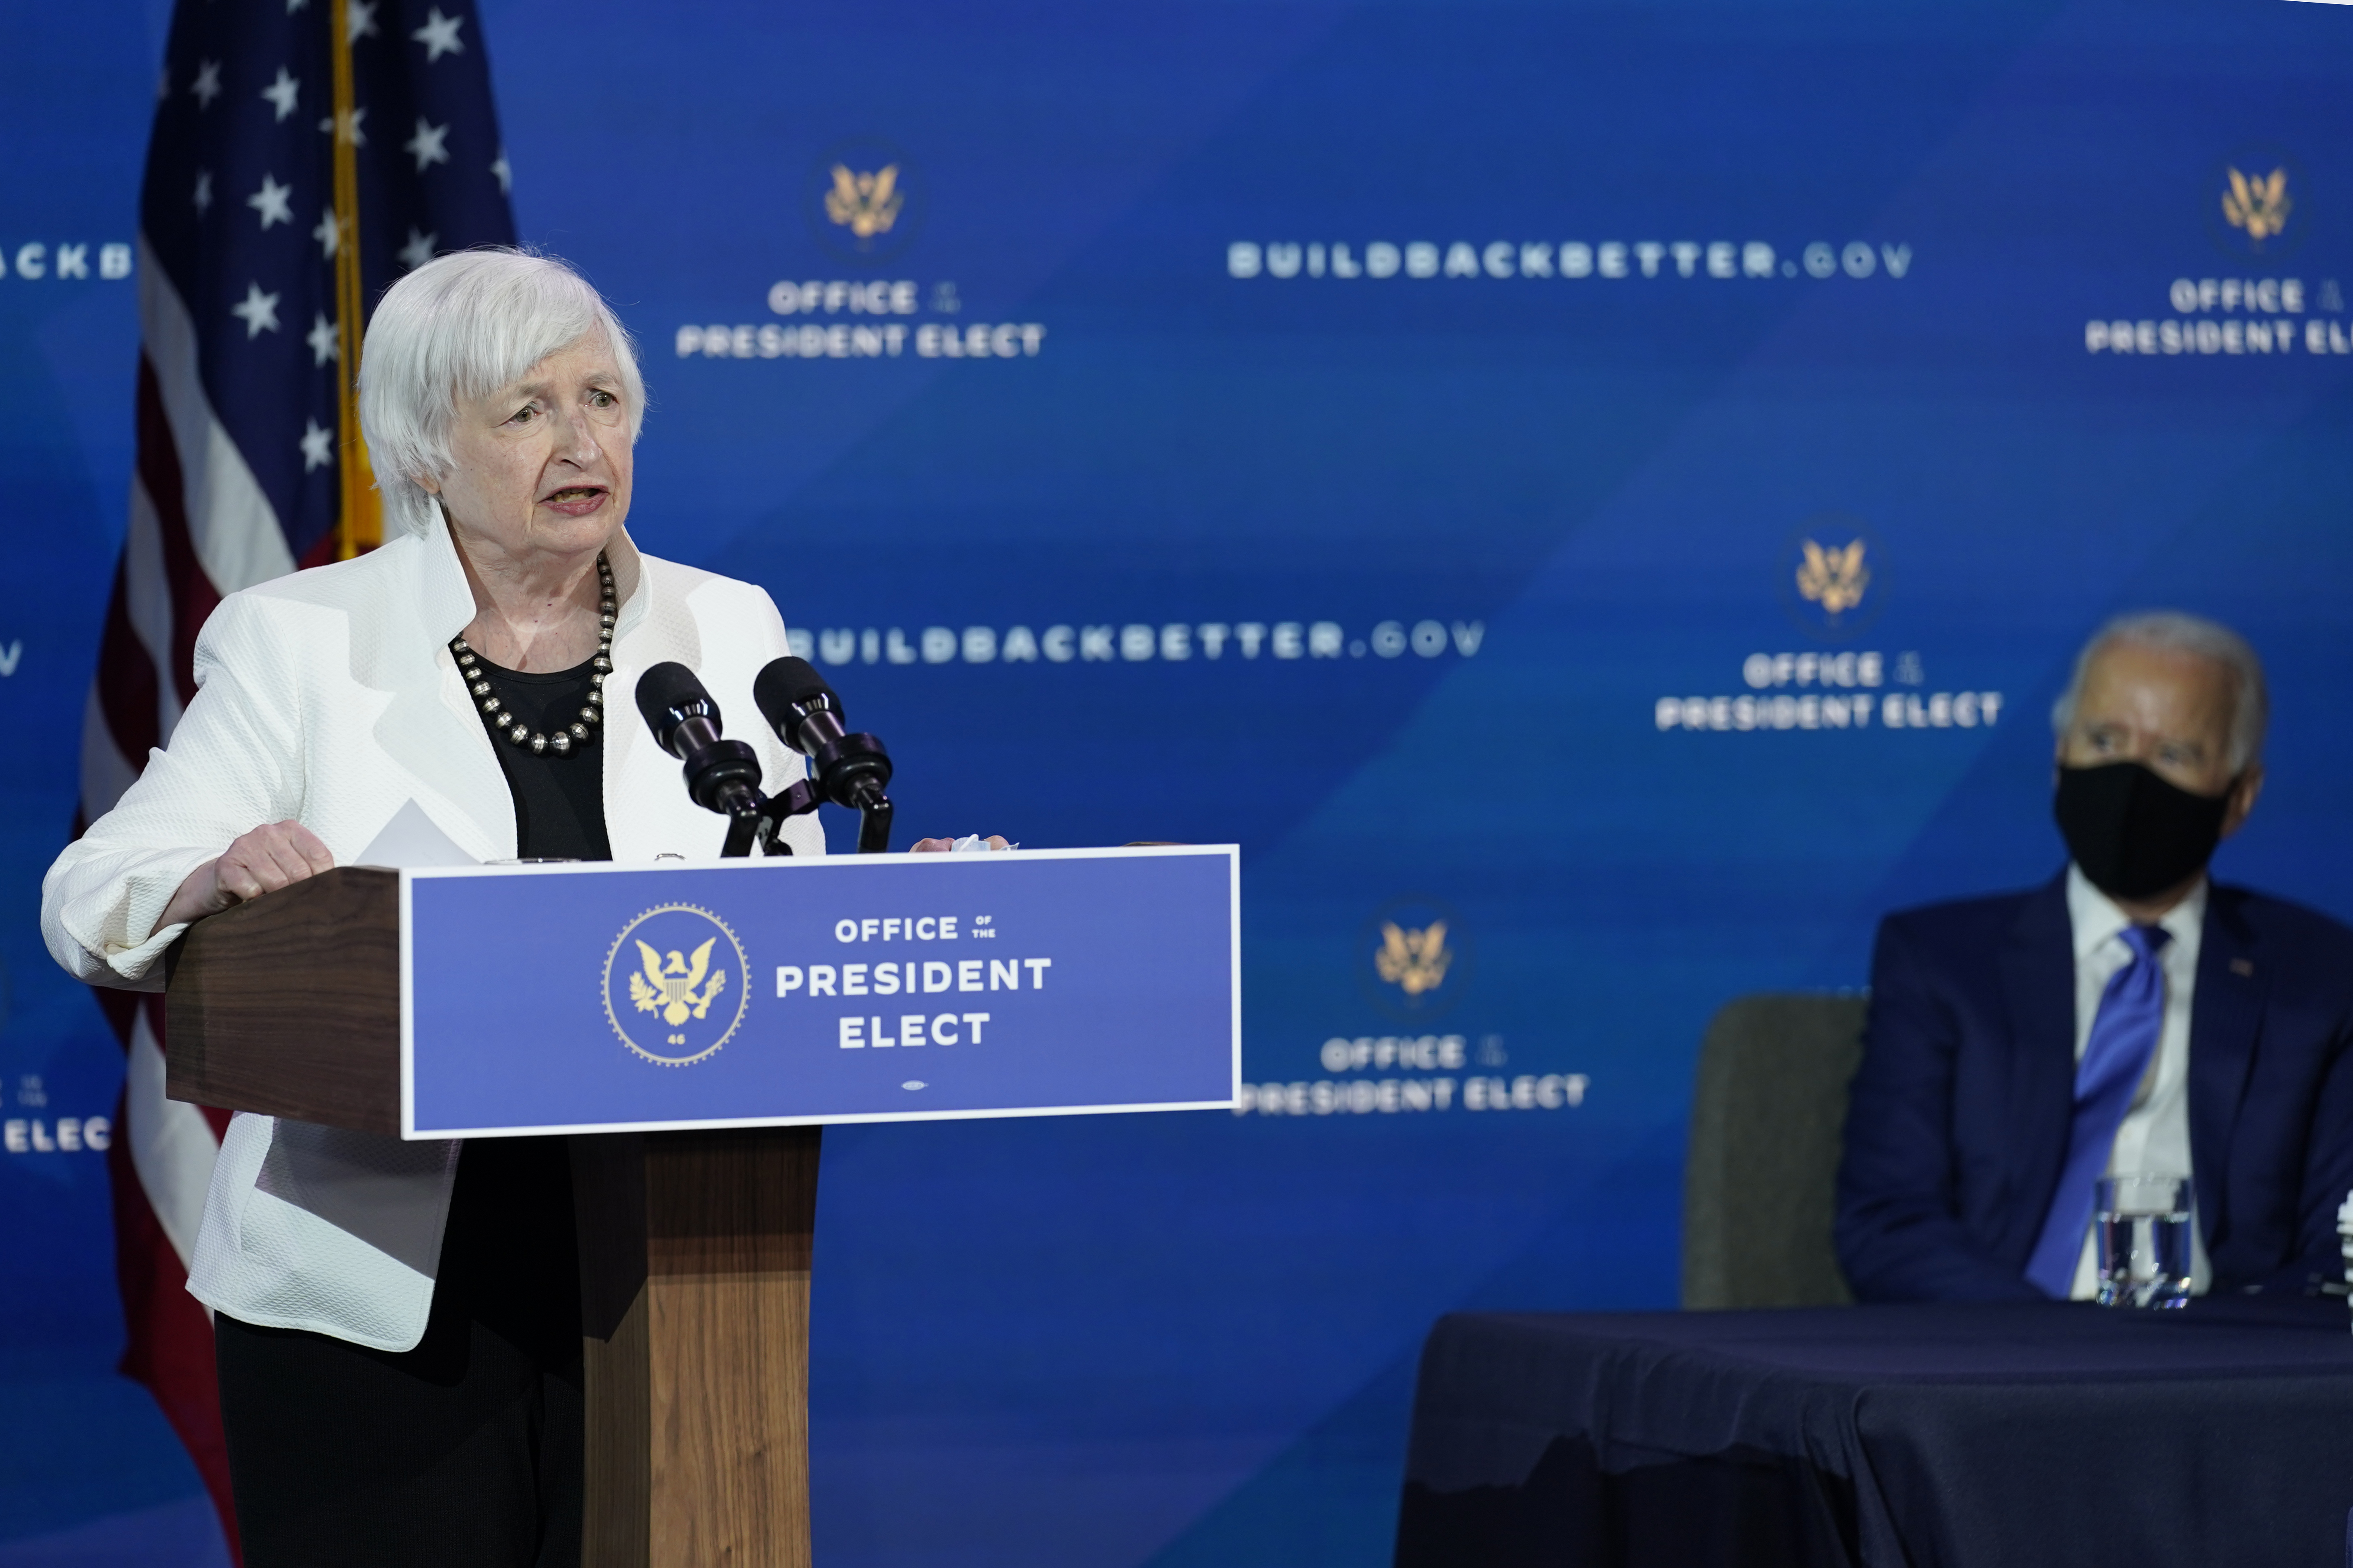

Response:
(2023, 924), (2172, 1299)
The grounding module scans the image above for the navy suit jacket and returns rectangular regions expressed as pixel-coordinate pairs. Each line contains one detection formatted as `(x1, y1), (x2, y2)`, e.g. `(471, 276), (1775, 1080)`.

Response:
(1835, 874), (2353, 1302)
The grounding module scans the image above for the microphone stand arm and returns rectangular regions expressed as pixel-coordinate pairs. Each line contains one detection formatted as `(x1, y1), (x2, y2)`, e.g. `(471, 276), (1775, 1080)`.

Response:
(853, 794), (895, 855)
(717, 781), (896, 859)
(716, 779), (814, 860)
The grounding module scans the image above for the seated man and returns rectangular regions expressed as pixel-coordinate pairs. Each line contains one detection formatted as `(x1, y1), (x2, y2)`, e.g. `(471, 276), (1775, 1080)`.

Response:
(1836, 611), (2353, 1302)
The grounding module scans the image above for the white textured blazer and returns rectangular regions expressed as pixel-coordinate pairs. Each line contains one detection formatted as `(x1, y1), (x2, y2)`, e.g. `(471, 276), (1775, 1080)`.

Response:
(42, 517), (823, 1352)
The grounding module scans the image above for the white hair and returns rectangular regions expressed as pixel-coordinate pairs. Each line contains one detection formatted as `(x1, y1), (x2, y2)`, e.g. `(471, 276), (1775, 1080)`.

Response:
(356, 247), (645, 537)
(2049, 610), (2269, 770)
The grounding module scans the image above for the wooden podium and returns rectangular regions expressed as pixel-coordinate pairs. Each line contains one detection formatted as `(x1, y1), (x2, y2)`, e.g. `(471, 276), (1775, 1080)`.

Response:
(166, 867), (821, 1568)
(162, 844), (1238, 1565)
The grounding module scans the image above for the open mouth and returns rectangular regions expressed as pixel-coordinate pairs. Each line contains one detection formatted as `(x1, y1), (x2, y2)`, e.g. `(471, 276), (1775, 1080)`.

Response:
(541, 484), (607, 508)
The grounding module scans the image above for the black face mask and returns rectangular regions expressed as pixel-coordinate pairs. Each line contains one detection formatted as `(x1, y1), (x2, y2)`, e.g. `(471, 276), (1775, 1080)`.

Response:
(2053, 761), (2232, 902)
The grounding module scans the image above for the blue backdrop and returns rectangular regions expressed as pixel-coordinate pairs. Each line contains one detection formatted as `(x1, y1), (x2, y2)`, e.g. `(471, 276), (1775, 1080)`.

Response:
(6, 0), (2353, 1562)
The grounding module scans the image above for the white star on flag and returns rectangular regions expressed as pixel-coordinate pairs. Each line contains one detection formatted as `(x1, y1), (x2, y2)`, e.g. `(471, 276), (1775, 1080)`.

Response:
(193, 171), (213, 215)
(288, 0), (310, 10)
(261, 68), (301, 122)
(411, 7), (466, 61)
(313, 207), (340, 258)
(300, 419), (336, 473)
(490, 150), (511, 195)
(191, 60), (223, 109)
(405, 118), (451, 172)
(248, 174), (295, 230)
(229, 282), (282, 338)
(307, 313), (340, 367)
(347, 0), (379, 40)
(398, 227), (439, 270)
(319, 106), (367, 146)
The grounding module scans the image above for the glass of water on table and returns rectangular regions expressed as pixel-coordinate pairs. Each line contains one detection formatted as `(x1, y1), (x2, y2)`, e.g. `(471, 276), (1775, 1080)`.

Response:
(2095, 1174), (2193, 1308)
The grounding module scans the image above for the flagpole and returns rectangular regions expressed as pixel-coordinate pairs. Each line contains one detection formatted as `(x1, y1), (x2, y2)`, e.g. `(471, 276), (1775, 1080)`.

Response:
(329, 0), (380, 559)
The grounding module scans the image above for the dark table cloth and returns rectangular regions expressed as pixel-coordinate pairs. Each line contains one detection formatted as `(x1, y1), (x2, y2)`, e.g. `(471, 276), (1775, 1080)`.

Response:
(1395, 1300), (2353, 1568)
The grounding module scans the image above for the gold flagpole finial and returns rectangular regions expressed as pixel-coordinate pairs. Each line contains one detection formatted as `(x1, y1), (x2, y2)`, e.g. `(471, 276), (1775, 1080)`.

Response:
(329, 0), (380, 559)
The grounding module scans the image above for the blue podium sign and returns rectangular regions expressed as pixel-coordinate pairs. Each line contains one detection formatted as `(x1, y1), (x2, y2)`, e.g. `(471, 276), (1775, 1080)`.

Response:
(397, 846), (1239, 1138)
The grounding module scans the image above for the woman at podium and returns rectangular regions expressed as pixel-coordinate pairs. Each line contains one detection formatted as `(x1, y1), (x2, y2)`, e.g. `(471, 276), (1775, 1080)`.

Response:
(39, 249), (823, 1565)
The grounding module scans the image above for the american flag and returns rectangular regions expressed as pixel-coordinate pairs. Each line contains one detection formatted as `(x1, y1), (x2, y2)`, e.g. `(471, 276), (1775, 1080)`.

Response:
(84, 1), (513, 1552)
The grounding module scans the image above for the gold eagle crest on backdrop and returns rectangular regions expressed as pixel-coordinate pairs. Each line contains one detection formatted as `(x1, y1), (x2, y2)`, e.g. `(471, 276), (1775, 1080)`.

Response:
(2222, 167), (2291, 247)
(1794, 539), (1870, 619)
(825, 164), (904, 239)
(1375, 921), (1453, 997)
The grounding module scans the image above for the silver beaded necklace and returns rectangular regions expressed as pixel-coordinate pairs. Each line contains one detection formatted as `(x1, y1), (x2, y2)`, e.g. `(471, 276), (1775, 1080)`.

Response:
(450, 552), (616, 758)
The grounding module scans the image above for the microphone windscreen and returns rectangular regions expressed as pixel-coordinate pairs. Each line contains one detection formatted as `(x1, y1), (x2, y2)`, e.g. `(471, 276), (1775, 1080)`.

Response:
(634, 661), (713, 738)
(753, 657), (839, 730)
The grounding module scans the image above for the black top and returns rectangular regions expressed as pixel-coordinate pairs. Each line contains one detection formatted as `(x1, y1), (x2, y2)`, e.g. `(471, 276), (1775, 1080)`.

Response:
(469, 654), (612, 862)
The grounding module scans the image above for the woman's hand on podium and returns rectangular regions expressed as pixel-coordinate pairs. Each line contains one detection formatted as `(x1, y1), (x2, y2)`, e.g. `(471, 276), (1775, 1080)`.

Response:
(162, 819), (336, 928)
(909, 836), (1011, 853)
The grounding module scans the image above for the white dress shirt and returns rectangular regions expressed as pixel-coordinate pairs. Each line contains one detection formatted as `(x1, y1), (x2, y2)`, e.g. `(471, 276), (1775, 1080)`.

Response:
(2064, 864), (2211, 1299)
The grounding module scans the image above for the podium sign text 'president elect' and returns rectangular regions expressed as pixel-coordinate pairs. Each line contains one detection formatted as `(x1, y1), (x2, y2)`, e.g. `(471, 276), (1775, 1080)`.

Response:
(398, 845), (1239, 1137)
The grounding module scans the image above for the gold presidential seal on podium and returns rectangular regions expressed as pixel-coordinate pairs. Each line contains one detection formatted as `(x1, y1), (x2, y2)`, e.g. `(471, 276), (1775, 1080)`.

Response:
(602, 904), (750, 1066)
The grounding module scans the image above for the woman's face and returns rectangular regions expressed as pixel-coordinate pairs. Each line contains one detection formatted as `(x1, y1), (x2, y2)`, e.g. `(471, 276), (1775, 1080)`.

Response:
(423, 330), (633, 566)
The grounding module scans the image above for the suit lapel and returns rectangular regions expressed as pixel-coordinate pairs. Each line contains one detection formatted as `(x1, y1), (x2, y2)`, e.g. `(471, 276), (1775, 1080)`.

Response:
(1999, 874), (2079, 1255)
(601, 553), (723, 862)
(2189, 885), (2266, 1251)
(359, 523), (514, 861)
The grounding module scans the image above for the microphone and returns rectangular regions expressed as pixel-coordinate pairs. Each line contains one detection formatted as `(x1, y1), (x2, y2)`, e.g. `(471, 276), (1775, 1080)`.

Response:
(752, 658), (894, 812)
(634, 662), (766, 817)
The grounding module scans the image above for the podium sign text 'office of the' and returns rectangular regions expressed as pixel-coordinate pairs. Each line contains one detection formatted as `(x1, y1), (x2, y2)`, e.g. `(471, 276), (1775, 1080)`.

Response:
(398, 846), (1239, 1138)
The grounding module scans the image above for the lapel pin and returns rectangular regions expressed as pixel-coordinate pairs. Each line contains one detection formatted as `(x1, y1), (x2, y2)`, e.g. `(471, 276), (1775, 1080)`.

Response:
(2230, 958), (2255, 977)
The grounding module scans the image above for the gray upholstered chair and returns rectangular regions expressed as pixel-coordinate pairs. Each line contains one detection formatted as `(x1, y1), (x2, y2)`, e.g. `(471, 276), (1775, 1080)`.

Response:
(1681, 992), (1869, 1310)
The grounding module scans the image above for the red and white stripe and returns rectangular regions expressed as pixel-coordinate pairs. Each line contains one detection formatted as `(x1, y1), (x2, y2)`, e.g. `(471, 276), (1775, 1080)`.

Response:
(78, 245), (301, 1564)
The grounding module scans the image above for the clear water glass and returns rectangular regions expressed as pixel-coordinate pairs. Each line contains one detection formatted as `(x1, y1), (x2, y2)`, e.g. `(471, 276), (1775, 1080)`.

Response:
(2095, 1174), (2193, 1309)
(2337, 1191), (2353, 1333)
